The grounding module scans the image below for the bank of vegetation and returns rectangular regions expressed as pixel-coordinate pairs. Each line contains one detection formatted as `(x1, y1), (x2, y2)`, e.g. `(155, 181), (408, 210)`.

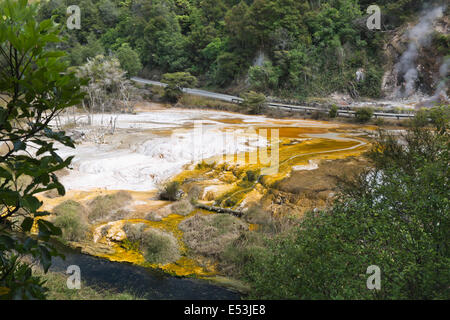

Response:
(34, 268), (142, 300)
(223, 120), (449, 299)
(145, 109), (449, 299)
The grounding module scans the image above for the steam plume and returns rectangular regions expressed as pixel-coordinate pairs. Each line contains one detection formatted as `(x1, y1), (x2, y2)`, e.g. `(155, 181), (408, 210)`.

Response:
(394, 6), (445, 98)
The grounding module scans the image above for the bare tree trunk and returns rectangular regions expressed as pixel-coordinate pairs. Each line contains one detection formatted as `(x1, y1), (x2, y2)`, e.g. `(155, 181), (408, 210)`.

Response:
(195, 203), (243, 217)
(82, 100), (92, 125)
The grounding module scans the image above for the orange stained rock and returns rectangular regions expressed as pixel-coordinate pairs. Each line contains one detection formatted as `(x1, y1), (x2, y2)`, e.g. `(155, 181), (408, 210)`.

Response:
(37, 118), (374, 278)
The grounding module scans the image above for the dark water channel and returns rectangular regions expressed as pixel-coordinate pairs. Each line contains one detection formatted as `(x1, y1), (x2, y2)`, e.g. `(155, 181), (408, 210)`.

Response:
(49, 247), (241, 300)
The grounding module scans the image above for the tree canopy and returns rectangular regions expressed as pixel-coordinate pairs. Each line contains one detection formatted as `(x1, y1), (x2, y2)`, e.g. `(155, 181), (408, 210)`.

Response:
(0, 0), (83, 299)
(34, 0), (440, 99)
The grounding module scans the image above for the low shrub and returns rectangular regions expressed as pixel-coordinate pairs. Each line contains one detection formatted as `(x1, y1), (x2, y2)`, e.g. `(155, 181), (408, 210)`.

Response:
(53, 200), (86, 217)
(412, 108), (429, 127)
(87, 191), (132, 223)
(187, 185), (201, 204)
(220, 231), (268, 275)
(159, 181), (181, 201)
(243, 205), (272, 225)
(53, 211), (88, 242)
(144, 212), (163, 222)
(355, 107), (374, 123)
(178, 94), (237, 112)
(374, 117), (385, 126)
(241, 91), (266, 114)
(196, 160), (216, 170)
(52, 200), (88, 242)
(140, 228), (180, 264)
(329, 105), (339, 118)
(410, 105), (450, 130)
(122, 222), (147, 242)
(311, 111), (327, 120)
(122, 223), (180, 264)
(179, 214), (248, 257)
(171, 199), (194, 216)
(245, 169), (260, 182)
(428, 104), (450, 131)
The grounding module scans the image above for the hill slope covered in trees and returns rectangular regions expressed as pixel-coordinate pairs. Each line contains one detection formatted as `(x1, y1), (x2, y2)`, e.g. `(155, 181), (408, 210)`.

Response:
(38, 0), (448, 99)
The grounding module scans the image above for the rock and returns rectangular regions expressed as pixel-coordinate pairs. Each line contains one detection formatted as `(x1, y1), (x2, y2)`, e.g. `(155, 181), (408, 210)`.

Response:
(218, 172), (237, 184)
(176, 189), (185, 200)
(67, 130), (85, 142)
(356, 68), (365, 82)
(109, 229), (126, 241)
(145, 212), (163, 222)
(204, 191), (215, 201)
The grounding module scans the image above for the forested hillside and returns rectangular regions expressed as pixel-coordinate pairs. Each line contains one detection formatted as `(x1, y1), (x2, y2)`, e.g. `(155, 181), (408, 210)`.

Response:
(37, 0), (448, 99)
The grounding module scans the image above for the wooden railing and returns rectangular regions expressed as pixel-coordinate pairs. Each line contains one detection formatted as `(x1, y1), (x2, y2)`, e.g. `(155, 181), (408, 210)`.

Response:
(131, 77), (415, 120)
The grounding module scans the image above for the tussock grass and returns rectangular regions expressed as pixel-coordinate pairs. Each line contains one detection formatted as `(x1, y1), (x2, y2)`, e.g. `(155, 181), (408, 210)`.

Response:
(186, 185), (201, 204)
(171, 199), (194, 216)
(141, 228), (180, 264)
(53, 200), (86, 217)
(122, 223), (147, 243)
(243, 205), (296, 234)
(87, 191), (132, 223)
(243, 205), (272, 226)
(52, 200), (88, 242)
(178, 214), (248, 257)
(122, 223), (180, 265)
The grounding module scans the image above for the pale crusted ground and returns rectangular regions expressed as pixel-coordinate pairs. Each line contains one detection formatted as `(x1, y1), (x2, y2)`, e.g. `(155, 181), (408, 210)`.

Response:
(36, 106), (372, 278)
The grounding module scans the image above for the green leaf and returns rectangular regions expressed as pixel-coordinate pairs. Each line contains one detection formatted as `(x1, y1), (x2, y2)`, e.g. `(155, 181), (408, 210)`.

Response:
(0, 235), (15, 249)
(34, 210), (51, 217)
(13, 140), (26, 151)
(39, 245), (52, 273)
(23, 237), (38, 251)
(21, 195), (42, 212)
(21, 217), (34, 232)
(37, 219), (62, 237)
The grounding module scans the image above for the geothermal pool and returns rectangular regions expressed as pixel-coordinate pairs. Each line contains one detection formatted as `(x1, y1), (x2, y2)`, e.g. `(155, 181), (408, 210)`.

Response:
(55, 108), (367, 192)
(39, 107), (371, 283)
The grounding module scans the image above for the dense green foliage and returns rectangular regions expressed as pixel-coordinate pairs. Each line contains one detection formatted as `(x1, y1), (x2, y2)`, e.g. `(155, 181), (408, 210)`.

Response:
(115, 43), (142, 76)
(36, 0), (443, 99)
(238, 120), (449, 299)
(161, 72), (198, 102)
(241, 91), (266, 114)
(0, 0), (83, 299)
(355, 106), (374, 123)
(329, 104), (339, 118)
